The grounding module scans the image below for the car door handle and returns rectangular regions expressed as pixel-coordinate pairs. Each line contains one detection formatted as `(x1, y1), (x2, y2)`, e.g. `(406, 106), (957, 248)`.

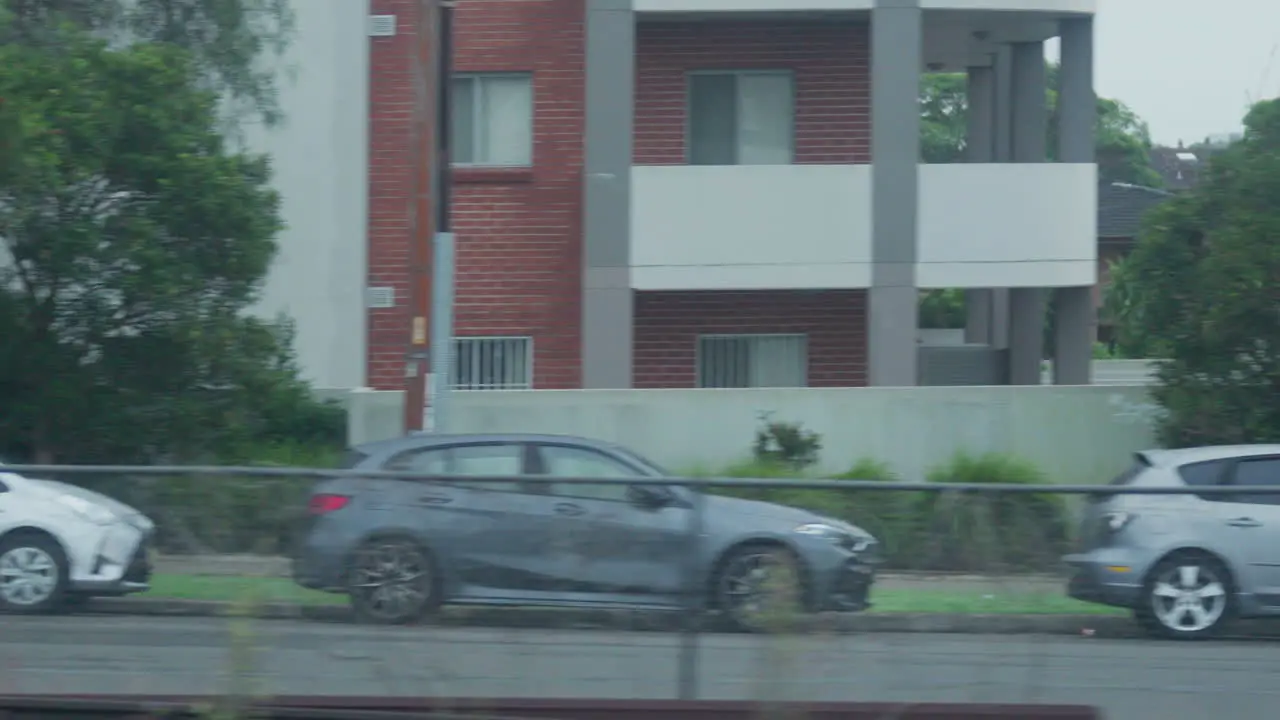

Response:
(1227, 517), (1262, 528)
(554, 503), (585, 517)
(418, 494), (453, 505)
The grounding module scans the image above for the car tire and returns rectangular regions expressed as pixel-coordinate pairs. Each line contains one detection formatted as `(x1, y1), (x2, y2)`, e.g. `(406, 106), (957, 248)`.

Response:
(712, 544), (807, 633)
(1136, 553), (1235, 640)
(346, 537), (440, 625)
(0, 532), (69, 615)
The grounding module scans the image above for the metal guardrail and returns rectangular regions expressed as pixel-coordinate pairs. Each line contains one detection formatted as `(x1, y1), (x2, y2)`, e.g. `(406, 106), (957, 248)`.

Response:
(0, 695), (1105, 720)
(9, 463), (1280, 495)
(3, 462), (1269, 709)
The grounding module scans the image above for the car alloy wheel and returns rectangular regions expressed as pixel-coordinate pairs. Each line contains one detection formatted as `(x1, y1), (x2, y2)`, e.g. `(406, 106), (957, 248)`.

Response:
(347, 539), (437, 625)
(716, 546), (804, 632)
(1144, 559), (1230, 638)
(0, 536), (67, 613)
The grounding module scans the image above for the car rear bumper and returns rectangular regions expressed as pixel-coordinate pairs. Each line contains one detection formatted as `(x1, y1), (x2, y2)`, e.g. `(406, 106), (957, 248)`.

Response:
(1063, 551), (1144, 609)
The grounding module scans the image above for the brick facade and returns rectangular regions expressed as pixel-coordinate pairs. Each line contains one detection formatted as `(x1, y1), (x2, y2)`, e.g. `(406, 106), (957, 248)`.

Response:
(634, 20), (871, 165)
(366, 0), (586, 390)
(365, 8), (872, 389)
(634, 290), (868, 388)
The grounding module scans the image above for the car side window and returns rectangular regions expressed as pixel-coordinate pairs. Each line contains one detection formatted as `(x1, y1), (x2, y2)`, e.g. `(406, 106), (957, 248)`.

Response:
(1227, 458), (1280, 506)
(1179, 459), (1229, 500)
(384, 443), (524, 493)
(538, 445), (640, 502)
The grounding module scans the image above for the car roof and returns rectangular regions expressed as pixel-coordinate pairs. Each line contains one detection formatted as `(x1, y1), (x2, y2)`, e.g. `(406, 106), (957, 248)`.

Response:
(1139, 444), (1280, 467)
(351, 432), (627, 458)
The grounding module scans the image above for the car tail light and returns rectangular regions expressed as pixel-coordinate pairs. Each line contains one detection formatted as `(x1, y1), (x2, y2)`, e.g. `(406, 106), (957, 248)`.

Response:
(308, 493), (351, 515)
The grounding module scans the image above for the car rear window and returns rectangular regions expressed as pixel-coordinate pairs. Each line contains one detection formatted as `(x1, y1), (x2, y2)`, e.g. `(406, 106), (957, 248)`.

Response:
(1177, 459), (1229, 487)
(338, 449), (369, 469)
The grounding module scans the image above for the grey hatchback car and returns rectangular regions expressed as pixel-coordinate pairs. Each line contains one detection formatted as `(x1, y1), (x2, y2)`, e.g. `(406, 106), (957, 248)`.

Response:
(1067, 445), (1280, 639)
(292, 433), (881, 631)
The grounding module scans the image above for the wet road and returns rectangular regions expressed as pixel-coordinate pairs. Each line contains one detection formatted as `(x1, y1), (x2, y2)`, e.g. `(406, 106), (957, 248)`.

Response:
(1, 615), (1278, 719)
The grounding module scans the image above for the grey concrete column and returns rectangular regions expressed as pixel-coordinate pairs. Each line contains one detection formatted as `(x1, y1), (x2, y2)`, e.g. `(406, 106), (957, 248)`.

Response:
(987, 47), (1013, 349)
(868, 0), (922, 386)
(1007, 41), (1047, 385)
(581, 0), (635, 388)
(1051, 16), (1096, 385)
(963, 64), (994, 345)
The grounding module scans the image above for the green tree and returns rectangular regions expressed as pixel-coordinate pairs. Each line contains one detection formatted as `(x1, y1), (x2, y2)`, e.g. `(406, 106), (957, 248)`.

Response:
(920, 65), (1161, 186)
(1110, 98), (1280, 447)
(1, 0), (294, 127)
(920, 73), (968, 164)
(0, 28), (313, 463)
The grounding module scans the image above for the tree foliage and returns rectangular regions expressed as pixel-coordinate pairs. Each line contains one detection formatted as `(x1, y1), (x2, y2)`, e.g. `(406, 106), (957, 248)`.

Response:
(1109, 98), (1280, 447)
(0, 26), (333, 463)
(1, 0), (294, 127)
(920, 65), (1161, 186)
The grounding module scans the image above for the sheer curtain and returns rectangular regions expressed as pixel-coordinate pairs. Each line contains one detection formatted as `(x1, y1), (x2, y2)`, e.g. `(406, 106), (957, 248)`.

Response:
(736, 73), (793, 165)
(747, 335), (807, 387)
(480, 76), (533, 165)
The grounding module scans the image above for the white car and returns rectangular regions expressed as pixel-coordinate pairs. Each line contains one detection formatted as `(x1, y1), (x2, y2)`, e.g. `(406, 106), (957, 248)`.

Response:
(0, 469), (155, 613)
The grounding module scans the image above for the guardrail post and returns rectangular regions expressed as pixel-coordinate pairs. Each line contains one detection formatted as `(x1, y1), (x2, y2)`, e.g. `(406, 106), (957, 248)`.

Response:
(677, 487), (706, 700)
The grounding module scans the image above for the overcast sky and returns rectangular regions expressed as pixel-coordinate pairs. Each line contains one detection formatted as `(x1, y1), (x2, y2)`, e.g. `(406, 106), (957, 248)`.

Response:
(1057, 0), (1280, 145)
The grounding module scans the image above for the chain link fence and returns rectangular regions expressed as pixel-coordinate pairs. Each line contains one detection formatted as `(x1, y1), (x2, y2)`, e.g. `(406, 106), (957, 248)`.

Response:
(3, 465), (1280, 718)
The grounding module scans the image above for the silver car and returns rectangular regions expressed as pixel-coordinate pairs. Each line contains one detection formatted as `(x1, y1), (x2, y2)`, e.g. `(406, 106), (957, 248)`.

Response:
(1066, 444), (1280, 638)
(292, 433), (882, 631)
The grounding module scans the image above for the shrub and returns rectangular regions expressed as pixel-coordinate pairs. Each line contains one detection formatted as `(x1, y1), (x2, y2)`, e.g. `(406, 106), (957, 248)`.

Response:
(698, 457), (910, 563)
(751, 414), (822, 470)
(907, 451), (1069, 572)
(73, 442), (341, 555)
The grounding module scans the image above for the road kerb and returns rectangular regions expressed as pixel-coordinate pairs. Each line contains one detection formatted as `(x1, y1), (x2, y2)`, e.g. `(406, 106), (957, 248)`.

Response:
(82, 597), (1145, 637)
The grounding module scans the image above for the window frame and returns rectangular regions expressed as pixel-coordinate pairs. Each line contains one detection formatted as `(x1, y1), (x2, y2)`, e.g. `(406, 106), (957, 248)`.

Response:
(695, 332), (809, 389)
(451, 72), (535, 168)
(451, 335), (534, 390)
(684, 68), (796, 166)
(529, 442), (667, 504)
(382, 441), (534, 493)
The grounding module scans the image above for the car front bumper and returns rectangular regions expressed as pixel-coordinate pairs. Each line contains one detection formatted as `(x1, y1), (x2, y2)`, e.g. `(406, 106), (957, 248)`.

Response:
(816, 557), (877, 612)
(69, 529), (153, 596)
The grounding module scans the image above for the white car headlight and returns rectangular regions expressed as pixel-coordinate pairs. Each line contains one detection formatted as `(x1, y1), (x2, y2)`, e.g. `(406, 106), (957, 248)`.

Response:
(56, 494), (117, 524)
(794, 522), (874, 552)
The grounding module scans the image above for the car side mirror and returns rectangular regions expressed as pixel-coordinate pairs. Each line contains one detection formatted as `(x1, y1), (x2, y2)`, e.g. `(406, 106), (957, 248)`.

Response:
(628, 485), (670, 509)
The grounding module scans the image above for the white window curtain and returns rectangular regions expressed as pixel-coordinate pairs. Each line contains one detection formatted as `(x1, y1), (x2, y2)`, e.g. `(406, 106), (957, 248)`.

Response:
(736, 73), (793, 165)
(452, 75), (533, 166)
(479, 76), (533, 165)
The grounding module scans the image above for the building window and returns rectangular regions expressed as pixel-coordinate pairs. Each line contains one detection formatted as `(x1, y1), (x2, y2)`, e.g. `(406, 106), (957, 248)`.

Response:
(696, 334), (807, 388)
(452, 73), (533, 166)
(451, 336), (533, 390)
(687, 70), (794, 166)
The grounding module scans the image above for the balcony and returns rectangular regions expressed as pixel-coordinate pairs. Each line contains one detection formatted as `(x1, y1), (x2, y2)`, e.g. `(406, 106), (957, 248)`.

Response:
(629, 163), (1097, 291)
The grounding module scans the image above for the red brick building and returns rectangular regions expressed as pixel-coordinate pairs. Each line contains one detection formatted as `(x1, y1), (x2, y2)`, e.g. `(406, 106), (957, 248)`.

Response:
(364, 0), (1099, 392)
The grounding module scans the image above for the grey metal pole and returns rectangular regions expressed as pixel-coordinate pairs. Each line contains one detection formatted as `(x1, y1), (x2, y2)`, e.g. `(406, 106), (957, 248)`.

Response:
(677, 489), (706, 700)
(427, 0), (455, 431)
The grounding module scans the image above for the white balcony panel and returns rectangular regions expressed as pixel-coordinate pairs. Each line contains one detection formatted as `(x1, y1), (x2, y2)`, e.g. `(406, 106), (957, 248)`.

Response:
(631, 165), (873, 291)
(917, 163), (1097, 289)
(635, 0), (872, 12)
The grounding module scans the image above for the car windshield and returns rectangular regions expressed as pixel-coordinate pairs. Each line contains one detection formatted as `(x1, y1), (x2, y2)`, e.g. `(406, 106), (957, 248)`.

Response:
(606, 444), (670, 477)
